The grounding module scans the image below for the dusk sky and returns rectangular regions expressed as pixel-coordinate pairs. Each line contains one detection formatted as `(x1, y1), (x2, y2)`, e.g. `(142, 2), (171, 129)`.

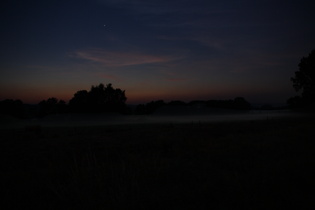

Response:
(1, 0), (314, 105)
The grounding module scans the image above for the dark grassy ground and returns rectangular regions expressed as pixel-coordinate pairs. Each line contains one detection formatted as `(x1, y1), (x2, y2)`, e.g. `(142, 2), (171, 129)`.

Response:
(1, 117), (315, 209)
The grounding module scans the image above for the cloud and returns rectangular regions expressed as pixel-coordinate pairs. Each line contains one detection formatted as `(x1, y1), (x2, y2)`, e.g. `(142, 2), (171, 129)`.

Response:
(73, 49), (179, 67)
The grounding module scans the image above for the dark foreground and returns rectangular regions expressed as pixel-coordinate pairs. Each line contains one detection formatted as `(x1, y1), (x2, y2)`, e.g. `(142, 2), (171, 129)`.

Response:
(1, 117), (315, 209)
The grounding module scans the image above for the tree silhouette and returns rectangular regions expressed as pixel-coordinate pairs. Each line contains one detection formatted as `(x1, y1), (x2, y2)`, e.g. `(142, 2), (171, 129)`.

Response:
(135, 100), (165, 115)
(233, 97), (251, 110)
(0, 99), (25, 118)
(206, 98), (250, 110)
(38, 98), (67, 116)
(69, 83), (127, 113)
(69, 90), (89, 112)
(287, 96), (303, 109)
(291, 49), (315, 108)
(168, 100), (186, 106)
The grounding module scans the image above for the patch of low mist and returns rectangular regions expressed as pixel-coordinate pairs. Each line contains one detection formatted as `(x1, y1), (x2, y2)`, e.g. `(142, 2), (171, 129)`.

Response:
(0, 109), (302, 129)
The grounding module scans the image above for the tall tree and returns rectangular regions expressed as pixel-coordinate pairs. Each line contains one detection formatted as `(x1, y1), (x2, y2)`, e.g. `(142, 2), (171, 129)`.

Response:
(69, 83), (127, 113)
(291, 49), (315, 107)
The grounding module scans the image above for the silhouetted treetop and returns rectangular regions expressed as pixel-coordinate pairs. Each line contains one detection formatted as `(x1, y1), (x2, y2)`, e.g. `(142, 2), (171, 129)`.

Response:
(291, 49), (315, 108)
(69, 83), (127, 113)
(38, 98), (67, 116)
(135, 100), (165, 115)
(135, 97), (251, 115)
(0, 99), (25, 118)
(233, 97), (251, 110)
(168, 100), (186, 106)
(206, 97), (251, 110)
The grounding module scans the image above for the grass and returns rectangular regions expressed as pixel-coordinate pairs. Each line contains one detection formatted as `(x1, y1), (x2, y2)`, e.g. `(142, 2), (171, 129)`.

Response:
(1, 117), (315, 209)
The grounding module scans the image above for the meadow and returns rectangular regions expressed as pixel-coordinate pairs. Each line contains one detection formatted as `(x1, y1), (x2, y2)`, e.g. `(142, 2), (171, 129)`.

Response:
(1, 114), (315, 209)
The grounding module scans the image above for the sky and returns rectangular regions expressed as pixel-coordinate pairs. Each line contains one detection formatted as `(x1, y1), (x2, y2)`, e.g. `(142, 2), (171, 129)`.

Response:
(1, 0), (315, 105)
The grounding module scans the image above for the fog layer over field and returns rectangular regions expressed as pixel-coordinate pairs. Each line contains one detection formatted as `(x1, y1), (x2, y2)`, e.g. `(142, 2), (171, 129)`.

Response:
(0, 109), (307, 129)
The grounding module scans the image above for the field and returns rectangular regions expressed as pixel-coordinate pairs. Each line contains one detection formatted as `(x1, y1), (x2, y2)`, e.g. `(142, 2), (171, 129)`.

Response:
(1, 113), (315, 209)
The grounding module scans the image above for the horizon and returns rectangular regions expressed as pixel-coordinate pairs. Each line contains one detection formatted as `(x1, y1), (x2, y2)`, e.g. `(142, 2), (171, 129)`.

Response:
(1, 0), (314, 105)
(0, 92), (288, 107)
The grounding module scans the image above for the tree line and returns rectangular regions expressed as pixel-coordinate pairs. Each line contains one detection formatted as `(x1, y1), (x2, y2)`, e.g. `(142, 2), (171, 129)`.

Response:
(0, 83), (128, 118)
(1, 49), (314, 118)
(134, 98), (251, 115)
(0, 85), (251, 118)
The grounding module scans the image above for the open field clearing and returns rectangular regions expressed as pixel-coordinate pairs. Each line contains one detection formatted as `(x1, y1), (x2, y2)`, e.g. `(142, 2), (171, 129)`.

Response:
(1, 114), (315, 209)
